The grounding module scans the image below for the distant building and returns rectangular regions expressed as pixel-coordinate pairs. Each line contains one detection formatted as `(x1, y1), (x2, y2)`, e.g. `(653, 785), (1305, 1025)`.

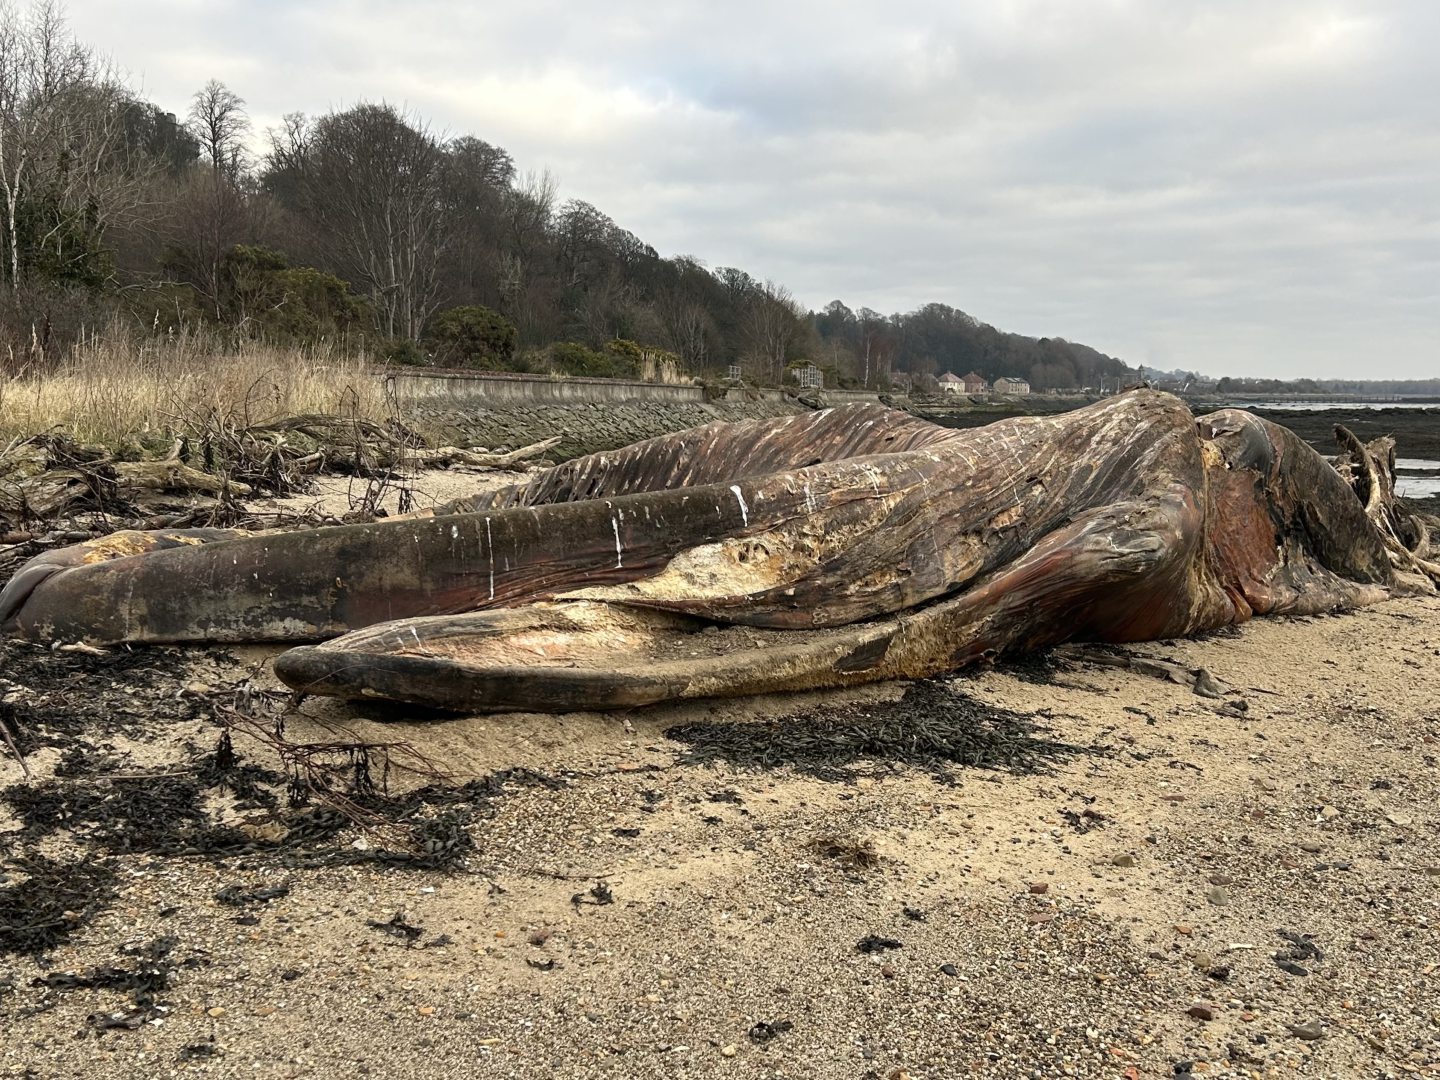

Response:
(993, 376), (1030, 396)
(726, 363), (742, 383)
(961, 371), (989, 394)
(937, 372), (966, 393)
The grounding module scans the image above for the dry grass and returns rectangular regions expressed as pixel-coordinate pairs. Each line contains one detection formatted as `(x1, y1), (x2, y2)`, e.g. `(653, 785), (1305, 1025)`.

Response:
(0, 327), (398, 446)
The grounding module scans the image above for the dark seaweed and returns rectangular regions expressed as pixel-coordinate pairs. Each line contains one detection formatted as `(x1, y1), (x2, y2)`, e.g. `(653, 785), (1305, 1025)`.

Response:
(666, 679), (1099, 781)
(0, 855), (118, 956)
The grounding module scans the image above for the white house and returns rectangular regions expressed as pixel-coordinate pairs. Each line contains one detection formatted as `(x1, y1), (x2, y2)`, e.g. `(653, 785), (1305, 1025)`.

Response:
(937, 372), (966, 393)
(993, 376), (1030, 396)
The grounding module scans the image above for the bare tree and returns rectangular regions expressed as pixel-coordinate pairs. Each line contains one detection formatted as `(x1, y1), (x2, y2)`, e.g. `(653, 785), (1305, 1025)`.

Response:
(266, 103), (450, 340)
(658, 290), (711, 369)
(162, 80), (253, 317)
(163, 168), (253, 319)
(654, 257), (713, 370)
(741, 279), (803, 384)
(187, 78), (249, 178)
(497, 168), (556, 343)
(857, 307), (890, 389)
(438, 135), (513, 306)
(0, 0), (159, 298)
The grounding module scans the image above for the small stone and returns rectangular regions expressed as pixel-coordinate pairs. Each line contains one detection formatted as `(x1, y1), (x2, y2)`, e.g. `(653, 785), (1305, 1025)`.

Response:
(206, 1007), (226, 1019)
(1424, 867), (1440, 877)
(1112, 854), (1137, 868)
(418, 1006), (436, 1016)
(720, 1044), (738, 1058)
(1386, 812), (1414, 826)
(1207, 874), (1233, 886)
(939, 963), (960, 977)
(1299, 841), (1323, 853)
(1319, 805), (1340, 820)
(1193, 669), (1226, 698)
(254, 1006), (276, 1017)
(1174, 924), (1193, 935)
(1205, 886), (1230, 906)
(1028, 882), (1049, 895)
(238, 821), (287, 843)
(1187, 1003), (1218, 1021)
(881, 964), (896, 979)
(1287, 1020), (1325, 1041)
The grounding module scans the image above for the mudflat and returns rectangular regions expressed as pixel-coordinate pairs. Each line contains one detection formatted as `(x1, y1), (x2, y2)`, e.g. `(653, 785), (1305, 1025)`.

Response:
(1246, 407), (1440, 461)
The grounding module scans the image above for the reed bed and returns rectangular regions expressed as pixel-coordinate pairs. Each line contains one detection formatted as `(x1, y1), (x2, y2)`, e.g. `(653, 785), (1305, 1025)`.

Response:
(0, 328), (397, 446)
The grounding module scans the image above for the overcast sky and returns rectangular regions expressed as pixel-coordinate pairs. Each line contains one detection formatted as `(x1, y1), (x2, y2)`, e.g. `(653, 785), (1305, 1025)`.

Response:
(67, 0), (1439, 379)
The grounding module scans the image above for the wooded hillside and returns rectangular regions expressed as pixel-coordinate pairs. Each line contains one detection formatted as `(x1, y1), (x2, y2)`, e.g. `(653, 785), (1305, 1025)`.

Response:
(0, 2), (1131, 391)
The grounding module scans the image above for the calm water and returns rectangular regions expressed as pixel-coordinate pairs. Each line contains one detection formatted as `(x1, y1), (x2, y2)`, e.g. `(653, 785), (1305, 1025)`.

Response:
(1396, 458), (1440, 499)
(1246, 400), (1440, 411)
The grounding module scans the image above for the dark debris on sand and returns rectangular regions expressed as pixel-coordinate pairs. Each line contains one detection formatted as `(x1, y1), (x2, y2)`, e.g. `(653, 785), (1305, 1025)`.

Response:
(666, 678), (1101, 781)
(0, 854), (118, 956)
(0, 760), (568, 957)
(0, 637), (569, 958)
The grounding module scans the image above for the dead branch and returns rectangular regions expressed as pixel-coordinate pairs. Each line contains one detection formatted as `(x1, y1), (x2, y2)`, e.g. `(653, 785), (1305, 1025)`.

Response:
(214, 703), (452, 841)
(406, 436), (562, 471)
(1052, 645), (1231, 698)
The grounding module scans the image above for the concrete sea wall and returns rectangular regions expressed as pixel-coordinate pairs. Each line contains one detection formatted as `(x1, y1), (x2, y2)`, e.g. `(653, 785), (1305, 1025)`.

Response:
(388, 368), (897, 461)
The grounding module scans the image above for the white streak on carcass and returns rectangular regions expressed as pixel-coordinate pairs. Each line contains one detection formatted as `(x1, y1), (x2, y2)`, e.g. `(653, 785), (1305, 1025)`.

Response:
(485, 517), (495, 599)
(729, 485), (750, 526)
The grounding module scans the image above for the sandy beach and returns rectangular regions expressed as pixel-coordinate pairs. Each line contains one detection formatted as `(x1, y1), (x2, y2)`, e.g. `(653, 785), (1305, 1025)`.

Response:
(2, 570), (1436, 1078)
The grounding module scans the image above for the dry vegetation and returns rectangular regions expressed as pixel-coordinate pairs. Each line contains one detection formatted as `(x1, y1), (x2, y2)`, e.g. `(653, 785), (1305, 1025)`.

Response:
(0, 326), (399, 447)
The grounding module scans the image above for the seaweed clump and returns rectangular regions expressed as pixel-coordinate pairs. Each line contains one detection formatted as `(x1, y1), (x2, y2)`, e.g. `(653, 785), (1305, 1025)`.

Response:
(667, 678), (1098, 781)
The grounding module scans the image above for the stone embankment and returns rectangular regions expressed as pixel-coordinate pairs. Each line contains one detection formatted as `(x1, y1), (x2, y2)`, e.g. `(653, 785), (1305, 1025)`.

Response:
(391, 369), (1098, 464)
(415, 399), (806, 462)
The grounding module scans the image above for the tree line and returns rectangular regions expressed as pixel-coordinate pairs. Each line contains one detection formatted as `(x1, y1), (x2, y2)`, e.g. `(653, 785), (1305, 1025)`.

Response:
(0, 1), (1131, 390)
(1212, 377), (1440, 398)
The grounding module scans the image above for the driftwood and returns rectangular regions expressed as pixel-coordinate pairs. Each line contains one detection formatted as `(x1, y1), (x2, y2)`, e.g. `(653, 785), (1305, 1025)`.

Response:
(1051, 645), (1230, 698)
(2, 391), (1436, 713)
(0, 418), (555, 529)
(405, 436), (562, 472)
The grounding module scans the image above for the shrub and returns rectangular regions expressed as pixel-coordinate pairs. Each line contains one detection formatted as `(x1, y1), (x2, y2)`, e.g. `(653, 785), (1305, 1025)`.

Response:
(219, 246), (369, 344)
(378, 337), (426, 366)
(551, 341), (634, 378)
(424, 305), (518, 368)
(605, 338), (645, 364)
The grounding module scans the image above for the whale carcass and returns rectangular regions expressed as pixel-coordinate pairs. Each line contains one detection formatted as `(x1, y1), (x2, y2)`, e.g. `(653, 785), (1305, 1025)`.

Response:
(1, 391), (1435, 712)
